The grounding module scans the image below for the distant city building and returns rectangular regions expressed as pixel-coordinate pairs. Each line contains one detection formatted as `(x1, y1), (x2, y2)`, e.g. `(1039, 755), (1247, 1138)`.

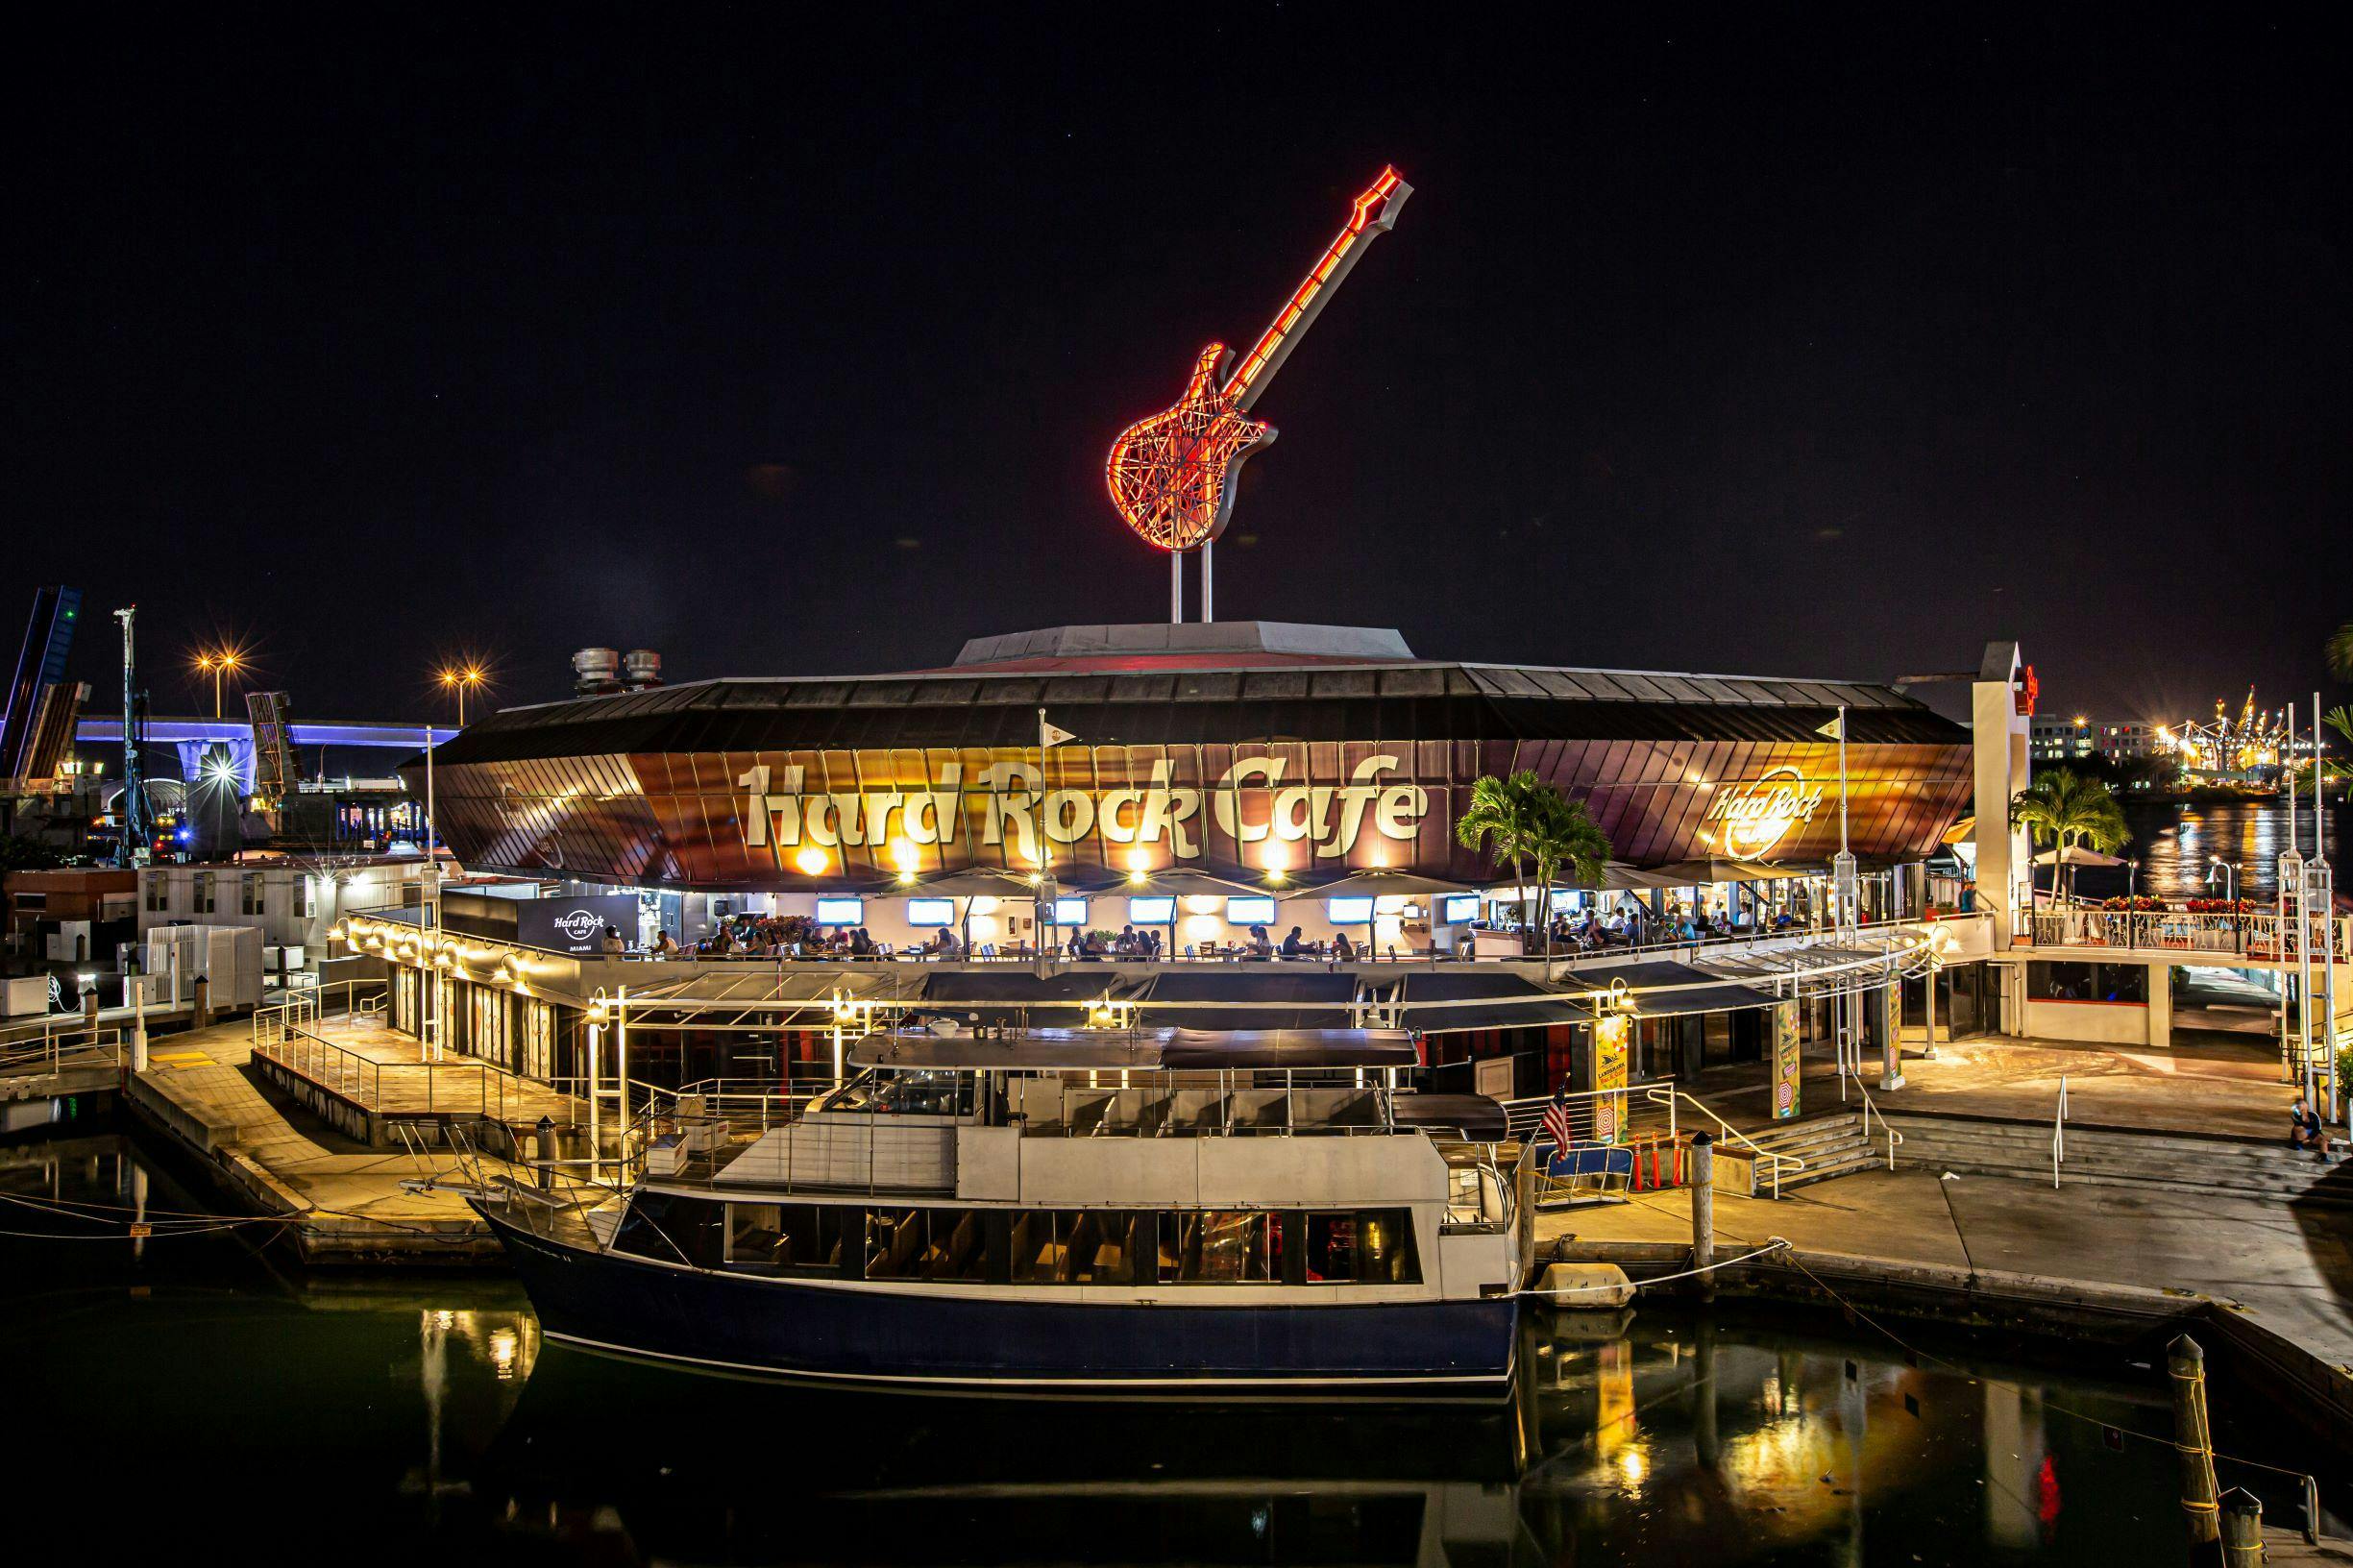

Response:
(2028, 717), (2162, 766)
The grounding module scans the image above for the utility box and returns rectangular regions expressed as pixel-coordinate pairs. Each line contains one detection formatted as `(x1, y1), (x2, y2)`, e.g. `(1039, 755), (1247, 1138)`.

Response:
(200, 925), (264, 1010)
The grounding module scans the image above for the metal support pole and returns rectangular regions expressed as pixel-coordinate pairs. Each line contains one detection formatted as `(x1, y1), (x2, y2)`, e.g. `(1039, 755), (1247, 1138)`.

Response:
(1689, 1132), (1715, 1297)
(1201, 538), (1213, 623)
(2167, 1335), (2222, 1559)
(1170, 549), (1182, 625)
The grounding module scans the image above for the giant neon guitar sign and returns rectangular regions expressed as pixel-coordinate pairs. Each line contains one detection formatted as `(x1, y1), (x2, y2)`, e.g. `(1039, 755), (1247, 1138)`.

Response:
(1106, 167), (1413, 552)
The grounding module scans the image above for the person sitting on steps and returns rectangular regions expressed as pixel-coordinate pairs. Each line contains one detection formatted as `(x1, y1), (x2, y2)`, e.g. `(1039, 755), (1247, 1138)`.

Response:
(2290, 1096), (2333, 1158)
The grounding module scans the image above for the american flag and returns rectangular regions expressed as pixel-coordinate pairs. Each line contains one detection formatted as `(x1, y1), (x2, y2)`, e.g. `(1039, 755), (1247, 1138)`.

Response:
(1540, 1084), (1576, 1151)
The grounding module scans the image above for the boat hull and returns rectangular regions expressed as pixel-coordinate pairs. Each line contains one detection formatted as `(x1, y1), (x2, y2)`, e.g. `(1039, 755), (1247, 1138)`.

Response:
(478, 1204), (1517, 1401)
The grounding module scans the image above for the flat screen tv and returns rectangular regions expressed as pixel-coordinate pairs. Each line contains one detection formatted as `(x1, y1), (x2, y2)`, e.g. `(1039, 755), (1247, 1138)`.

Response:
(1225, 896), (1277, 925)
(904, 897), (954, 926)
(1128, 896), (1175, 923)
(814, 896), (864, 926)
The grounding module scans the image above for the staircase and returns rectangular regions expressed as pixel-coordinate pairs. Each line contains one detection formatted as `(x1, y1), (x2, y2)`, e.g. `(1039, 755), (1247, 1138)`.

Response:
(1741, 1111), (1885, 1191)
(1885, 1112), (2353, 1209)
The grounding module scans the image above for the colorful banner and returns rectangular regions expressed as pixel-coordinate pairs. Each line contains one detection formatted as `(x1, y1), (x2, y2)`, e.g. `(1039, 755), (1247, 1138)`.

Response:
(1592, 1014), (1630, 1144)
(1773, 1000), (1802, 1120)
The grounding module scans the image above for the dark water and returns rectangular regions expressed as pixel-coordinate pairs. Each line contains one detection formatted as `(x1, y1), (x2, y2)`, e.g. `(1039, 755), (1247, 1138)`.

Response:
(2062, 798), (2353, 903)
(10, 1121), (2343, 1565)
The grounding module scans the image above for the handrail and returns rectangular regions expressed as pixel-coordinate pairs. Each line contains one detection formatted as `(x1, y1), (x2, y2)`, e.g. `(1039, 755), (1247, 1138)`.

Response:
(0, 1026), (124, 1077)
(1856, 1082), (1902, 1171)
(2052, 1074), (2069, 1189)
(1642, 1085), (1804, 1199)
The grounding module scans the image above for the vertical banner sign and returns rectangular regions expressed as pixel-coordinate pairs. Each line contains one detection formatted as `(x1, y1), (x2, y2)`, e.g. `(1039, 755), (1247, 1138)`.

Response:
(1885, 975), (1901, 1058)
(1593, 1015), (1630, 1143)
(1773, 1001), (1802, 1120)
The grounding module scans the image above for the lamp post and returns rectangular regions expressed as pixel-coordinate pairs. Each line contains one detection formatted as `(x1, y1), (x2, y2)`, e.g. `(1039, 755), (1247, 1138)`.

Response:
(438, 666), (485, 726)
(2206, 856), (2238, 905)
(195, 649), (242, 720)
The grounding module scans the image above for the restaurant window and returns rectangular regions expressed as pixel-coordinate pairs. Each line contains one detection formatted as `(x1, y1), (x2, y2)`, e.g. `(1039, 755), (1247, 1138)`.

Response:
(1163, 1211), (1275, 1285)
(241, 874), (264, 916)
(144, 876), (167, 913)
(2027, 961), (2147, 1004)
(1011, 1210), (1144, 1286)
(1301, 1210), (1419, 1285)
(192, 873), (214, 915)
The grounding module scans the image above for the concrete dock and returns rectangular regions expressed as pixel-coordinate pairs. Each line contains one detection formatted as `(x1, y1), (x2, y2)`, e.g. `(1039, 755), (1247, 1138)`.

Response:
(124, 1016), (508, 1263)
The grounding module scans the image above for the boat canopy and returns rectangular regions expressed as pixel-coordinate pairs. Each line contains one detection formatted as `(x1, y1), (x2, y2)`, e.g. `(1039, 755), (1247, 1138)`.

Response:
(849, 1026), (1419, 1071)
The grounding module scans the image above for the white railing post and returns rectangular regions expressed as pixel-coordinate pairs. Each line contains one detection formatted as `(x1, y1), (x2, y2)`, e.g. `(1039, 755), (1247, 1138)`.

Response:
(2052, 1074), (2068, 1188)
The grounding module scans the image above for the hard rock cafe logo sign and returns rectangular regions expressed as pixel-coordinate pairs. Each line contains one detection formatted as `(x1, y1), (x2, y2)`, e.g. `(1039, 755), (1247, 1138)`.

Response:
(551, 908), (607, 943)
(1703, 767), (1826, 861)
(735, 755), (1430, 867)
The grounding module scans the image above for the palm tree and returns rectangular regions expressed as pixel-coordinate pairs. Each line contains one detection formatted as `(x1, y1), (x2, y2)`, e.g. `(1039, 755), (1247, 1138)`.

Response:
(1456, 772), (1541, 934)
(1522, 788), (1612, 957)
(1458, 772), (1612, 949)
(2009, 769), (2132, 904)
(2327, 624), (2353, 683)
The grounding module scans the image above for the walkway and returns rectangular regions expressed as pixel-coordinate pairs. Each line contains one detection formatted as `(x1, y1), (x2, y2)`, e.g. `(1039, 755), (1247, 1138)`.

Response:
(128, 1017), (500, 1262)
(263, 1014), (579, 1126)
(1537, 1164), (2353, 1379)
(1678, 1033), (2307, 1142)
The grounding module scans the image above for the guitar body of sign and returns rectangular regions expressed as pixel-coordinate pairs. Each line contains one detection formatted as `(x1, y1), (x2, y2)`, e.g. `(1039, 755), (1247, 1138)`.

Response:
(1107, 167), (1411, 552)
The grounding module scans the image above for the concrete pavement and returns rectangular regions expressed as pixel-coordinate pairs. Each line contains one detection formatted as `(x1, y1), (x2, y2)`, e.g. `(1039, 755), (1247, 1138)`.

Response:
(1537, 1164), (2353, 1377)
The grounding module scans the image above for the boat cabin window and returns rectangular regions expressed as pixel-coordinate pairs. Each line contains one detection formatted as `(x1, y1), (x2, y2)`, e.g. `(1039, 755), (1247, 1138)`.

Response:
(1303, 1210), (1418, 1285)
(821, 1069), (973, 1118)
(680, 1203), (1423, 1286)
(1165, 1211), (1276, 1284)
(867, 1207), (992, 1283)
(726, 1201), (856, 1275)
(1012, 1211), (1149, 1286)
(613, 1191), (723, 1267)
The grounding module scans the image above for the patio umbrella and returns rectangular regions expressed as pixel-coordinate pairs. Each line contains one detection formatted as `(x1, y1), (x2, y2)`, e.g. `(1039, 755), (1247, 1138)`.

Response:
(2030, 845), (2127, 868)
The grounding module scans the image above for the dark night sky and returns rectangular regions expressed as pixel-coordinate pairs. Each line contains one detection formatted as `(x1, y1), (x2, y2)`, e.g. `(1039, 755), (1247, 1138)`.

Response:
(10, 9), (2348, 726)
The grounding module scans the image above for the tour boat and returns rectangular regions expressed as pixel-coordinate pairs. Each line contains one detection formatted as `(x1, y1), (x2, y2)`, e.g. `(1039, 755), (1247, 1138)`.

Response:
(472, 1026), (1532, 1399)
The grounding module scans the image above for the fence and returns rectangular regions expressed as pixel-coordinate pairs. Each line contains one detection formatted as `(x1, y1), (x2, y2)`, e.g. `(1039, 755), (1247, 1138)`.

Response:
(2018, 903), (2349, 964)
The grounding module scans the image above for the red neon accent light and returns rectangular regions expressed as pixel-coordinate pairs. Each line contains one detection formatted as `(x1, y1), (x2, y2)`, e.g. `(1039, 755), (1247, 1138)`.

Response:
(1106, 167), (1412, 552)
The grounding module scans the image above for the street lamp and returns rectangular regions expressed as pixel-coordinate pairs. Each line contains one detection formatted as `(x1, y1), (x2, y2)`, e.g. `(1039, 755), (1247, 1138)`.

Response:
(2205, 856), (2239, 904)
(194, 648), (244, 719)
(438, 665), (487, 725)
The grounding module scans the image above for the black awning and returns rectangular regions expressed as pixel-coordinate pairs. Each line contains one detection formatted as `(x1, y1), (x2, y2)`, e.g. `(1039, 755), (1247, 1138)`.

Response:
(1135, 970), (1360, 1031)
(1565, 960), (1782, 1018)
(849, 1026), (1415, 1070)
(1390, 1092), (1510, 1139)
(1397, 971), (1584, 1034)
(922, 971), (1142, 1005)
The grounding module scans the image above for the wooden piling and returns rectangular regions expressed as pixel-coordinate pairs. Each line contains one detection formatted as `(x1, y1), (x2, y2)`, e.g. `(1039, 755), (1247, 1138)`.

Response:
(1689, 1132), (1715, 1298)
(2218, 1487), (2262, 1568)
(2167, 1334), (2222, 1560)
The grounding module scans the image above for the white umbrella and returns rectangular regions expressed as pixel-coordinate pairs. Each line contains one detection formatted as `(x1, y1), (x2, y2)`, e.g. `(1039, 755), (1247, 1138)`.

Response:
(2030, 845), (2127, 869)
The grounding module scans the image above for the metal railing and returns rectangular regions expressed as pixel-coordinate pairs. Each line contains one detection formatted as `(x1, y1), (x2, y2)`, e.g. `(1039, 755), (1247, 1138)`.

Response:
(1643, 1085), (1805, 1200)
(0, 1023), (124, 1080)
(1856, 1082), (1902, 1171)
(2051, 1074), (2069, 1189)
(254, 1020), (535, 1124)
(2017, 901), (2350, 964)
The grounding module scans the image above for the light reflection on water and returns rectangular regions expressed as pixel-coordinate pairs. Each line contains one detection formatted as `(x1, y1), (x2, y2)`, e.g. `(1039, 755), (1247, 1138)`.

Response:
(11, 1125), (2346, 1565)
(2078, 799), (2353, 902)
